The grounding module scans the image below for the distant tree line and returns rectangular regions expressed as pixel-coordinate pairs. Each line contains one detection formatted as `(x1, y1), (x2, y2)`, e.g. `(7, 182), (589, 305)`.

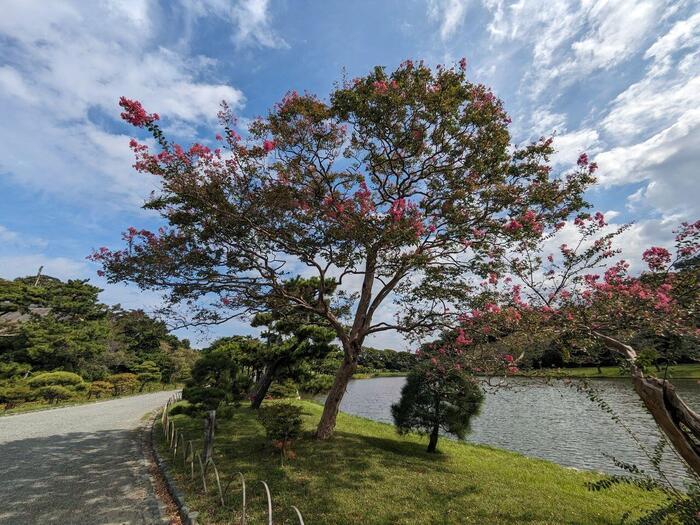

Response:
(0, 275), (197, 410)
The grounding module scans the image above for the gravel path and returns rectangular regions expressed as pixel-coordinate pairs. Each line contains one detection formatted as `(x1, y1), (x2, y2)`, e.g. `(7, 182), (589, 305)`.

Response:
(0, 391), (177, 524)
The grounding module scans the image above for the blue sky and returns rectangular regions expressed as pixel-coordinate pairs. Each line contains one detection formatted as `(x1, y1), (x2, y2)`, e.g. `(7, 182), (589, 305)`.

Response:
(1, 0), (698, 349)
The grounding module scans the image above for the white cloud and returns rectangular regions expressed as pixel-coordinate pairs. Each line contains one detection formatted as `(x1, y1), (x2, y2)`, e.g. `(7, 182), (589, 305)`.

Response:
(480, 0), (667, 96)
(182, 0), (288, 49)
(550, 128), (600, 168)
(0, 225), (47, 249)
(571, 0), (660, 71)
(429, 0), (471, 41)
(0, 0), (246, 208)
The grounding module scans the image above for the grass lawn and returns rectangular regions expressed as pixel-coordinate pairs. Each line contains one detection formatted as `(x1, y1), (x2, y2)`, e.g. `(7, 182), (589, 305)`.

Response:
(523, 363), (700, 379)
(158, 400), (664, 524)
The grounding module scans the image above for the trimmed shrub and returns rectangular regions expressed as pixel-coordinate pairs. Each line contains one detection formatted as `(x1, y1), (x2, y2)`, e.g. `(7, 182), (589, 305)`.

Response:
(267, 379), (299, 399)
(182, 385), (225, 413)
(257, 403), (303, 462)
(0, 383), (33, 410)
(38, 385), (73, 404)
(107, 373), (139, 395)
(28, 371), (83, 388)
(88, 381), (114, 399)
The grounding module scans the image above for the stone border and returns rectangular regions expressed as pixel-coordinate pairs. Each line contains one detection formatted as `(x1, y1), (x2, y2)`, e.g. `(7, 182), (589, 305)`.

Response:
(148, 409), (200, 525)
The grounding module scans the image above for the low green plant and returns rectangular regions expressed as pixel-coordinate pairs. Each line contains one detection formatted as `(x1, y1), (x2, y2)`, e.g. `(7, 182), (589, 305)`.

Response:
(0, 383), (34, 410)
(28, 371), (83, 388)
(37, 385), (73, 404)
(257, 403), (303, 463)
(182, 385), (226, 413)
(267, 379), (299, 399)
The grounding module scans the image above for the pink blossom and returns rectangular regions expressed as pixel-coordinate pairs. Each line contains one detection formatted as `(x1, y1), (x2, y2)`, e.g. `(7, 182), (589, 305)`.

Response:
(119, 97), (159, 127)
(263, 139), (276, 152)
(642, 246), (671, 271)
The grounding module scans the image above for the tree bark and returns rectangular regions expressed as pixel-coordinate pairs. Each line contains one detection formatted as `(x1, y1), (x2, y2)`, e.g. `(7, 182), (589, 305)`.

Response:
(593, 331), (700, 477)
(315, 355), (357, 439)
(250, 363), (277, 409)
(203, 410), (216, 466)
(427, 425), (440, 453)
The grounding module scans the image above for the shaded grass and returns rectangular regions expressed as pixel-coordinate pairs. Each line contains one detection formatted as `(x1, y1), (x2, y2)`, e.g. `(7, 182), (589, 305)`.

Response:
(157, 400), (664, 525)
(523, 363), (700, 379)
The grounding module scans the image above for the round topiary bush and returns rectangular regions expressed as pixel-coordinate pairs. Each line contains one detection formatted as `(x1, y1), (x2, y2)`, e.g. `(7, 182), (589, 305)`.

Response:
(37, 385), (73, 404)
(28, 371), (84, 388)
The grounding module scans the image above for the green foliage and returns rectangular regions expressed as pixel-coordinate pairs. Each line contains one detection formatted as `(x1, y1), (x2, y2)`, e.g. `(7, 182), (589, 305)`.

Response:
(107, 373), (139, 395)
(257, 403), (303, 443)
(298, 373), (334, 394)
(0, 383), (34, 409)
(21, 316), (111, 372)
(0, 361), (31, 379)
(28, 371), (84, 387)
(181, 385), (226, 413)
(267, 379), (299, 399)
(88, 380), (114, 398)
(392, 366), (484, 453)
(133, 360), (161, 390)
(37, 385), (73, 403)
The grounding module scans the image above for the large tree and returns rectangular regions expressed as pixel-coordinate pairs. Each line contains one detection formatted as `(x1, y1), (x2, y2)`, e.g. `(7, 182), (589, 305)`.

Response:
(92, 60), (594, 438)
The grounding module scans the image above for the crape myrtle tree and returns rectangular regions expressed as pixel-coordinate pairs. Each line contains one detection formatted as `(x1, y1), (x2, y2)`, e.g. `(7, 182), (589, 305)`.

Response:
(91, 59), (595, 439)
(249, 277), (337, 409)
(447, 215), (700, 475)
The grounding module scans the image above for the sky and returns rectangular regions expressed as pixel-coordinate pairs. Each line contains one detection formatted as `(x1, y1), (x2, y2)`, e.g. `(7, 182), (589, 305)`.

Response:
(1, 0), (698, 349)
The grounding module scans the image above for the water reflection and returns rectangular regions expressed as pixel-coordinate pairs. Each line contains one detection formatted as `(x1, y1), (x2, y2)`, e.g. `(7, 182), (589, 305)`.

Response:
(314, 376), (700, 484)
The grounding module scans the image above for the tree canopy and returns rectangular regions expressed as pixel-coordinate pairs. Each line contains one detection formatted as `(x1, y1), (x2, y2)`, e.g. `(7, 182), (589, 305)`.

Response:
(93, 60), (595, 437)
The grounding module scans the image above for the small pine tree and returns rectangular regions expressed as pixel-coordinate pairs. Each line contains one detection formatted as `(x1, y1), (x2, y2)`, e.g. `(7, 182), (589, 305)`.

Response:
(392, 366), (484, 453)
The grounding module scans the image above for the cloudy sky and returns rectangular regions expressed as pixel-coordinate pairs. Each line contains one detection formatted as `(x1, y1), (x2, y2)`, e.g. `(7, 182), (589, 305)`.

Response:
(1, 0), (698, 348)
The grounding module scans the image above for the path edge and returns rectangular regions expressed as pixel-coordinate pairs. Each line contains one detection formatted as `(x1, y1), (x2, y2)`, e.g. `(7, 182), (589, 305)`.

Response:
(147, 409), (200, 525)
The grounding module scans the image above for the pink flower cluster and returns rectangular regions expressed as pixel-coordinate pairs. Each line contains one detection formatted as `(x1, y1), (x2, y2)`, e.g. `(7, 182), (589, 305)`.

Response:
(642, 246), (671, 271)
(119, 97), (159, 127)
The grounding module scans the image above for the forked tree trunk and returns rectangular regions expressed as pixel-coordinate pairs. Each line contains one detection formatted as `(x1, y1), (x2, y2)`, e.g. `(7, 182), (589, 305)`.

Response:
(593, 331), (700, 477)
(250, 364), (277, 409)
(315, 356), (358, 439)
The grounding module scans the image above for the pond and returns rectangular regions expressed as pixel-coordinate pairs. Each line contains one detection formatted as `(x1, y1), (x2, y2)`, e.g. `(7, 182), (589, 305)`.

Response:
(314, 376), (700, 485)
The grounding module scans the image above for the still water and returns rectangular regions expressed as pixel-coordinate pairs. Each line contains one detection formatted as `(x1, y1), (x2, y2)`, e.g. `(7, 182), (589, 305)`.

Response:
(314, 376), (700, 485)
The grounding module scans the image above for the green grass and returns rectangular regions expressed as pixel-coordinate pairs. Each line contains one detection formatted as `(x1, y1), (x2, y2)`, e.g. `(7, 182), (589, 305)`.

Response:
(1, 384), (181, 416)
(523, 363), (700, 379)
(157, 400), (664, 524)
(352, 371), (408, 379)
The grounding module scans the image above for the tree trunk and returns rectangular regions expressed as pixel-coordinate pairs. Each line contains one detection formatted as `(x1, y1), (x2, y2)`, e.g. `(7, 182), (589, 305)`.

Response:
(427, 424), (440, 453)
(315, 356), (357, 439)
(250, 364), (277, 409)
(203, 410), (216, 465)
(593, 331), (700, 477)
